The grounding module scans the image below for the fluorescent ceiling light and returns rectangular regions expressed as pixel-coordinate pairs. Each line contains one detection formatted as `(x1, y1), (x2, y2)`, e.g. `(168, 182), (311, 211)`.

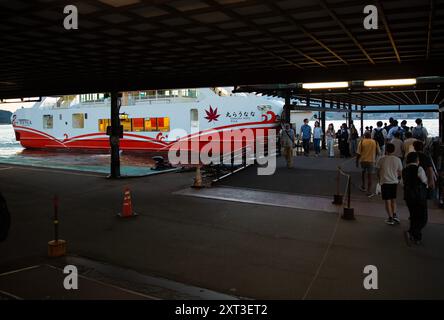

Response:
(364, 79), (416, 87)
(302, 82), (349, 89)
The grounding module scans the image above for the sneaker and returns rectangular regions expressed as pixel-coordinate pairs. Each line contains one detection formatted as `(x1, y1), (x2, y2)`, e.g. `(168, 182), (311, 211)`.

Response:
(359, 186), (367, 192)
(385, 217), (395, 225)
(404, 231), (412, 246)
(393, 215), (400, 224)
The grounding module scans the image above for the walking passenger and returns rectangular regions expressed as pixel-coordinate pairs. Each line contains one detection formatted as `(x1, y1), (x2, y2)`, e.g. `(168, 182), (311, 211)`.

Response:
(412, 118), (428, 142)
(326, 124), (336, 158)
(385, 117), (395, 133)
(403, 131), (417, 158)
(387, 120), (403, 140)
(376, 143), (403, 225)
(280, 123), (295, 168)
(401, 120), (409, 137)
(338, 123), (351, 158)
(313, 121), (323, 157)
(356, 131), (379, 195)
(350, 124), (359, 156)
(300, 119), (312, 156)
(390, 132), (404, 161)
(372, 121), (387, 155)
(403, 152), (429, 245)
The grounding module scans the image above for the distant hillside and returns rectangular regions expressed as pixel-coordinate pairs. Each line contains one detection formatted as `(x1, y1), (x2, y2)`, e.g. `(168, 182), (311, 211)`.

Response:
(0, 110), (12, 124)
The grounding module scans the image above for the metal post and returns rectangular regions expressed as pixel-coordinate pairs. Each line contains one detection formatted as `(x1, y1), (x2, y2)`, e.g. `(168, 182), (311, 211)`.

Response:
(347, 177), (351, 209)
(439, 104), (444, 144)
(342, 175), (355, 220)
(345, 102), (350, 127)
(360, 106), (364, 137)
(284, 93), (291, 124)
(110, 92), (121, 179)
(332, 168), (343, 205)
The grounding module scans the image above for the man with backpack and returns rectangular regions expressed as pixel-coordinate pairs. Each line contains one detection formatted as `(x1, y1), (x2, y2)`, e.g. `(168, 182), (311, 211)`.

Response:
(0, 192), (10, 242)
(403, 152), (429, 245)
(372, 121), (387, 155)
(280, 123), (295, 168)
(300, 118), (312, 157)
(412, 118), (428, 142)
(387, 120), (404, 141)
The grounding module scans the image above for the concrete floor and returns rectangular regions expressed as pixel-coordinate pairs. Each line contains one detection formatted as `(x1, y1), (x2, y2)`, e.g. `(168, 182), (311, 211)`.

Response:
(0, 156), (444, 299)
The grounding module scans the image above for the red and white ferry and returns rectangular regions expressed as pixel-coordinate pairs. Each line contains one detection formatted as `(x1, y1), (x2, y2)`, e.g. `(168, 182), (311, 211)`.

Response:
(11, 88), (304, 152)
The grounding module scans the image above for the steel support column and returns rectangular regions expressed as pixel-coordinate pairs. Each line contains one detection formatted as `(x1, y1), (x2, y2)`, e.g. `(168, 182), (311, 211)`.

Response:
(110, 92), (121, 179)
(360, 105), (364, 137)
(440, 104), (444, 144)
(284, 93), (291, 123)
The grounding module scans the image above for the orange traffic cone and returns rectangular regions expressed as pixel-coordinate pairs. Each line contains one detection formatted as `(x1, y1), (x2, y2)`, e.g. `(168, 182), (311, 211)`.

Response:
(118, 187), (137, 218)
(192, 165), (203, 188)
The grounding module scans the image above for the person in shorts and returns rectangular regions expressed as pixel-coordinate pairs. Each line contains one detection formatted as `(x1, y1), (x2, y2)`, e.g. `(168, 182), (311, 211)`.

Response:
(376, 143), (403, 225)
(356, 131), (380, 195)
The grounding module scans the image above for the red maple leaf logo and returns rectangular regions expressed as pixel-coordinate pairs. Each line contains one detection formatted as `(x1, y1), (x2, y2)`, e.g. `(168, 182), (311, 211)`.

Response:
(204, 106), (220, 122)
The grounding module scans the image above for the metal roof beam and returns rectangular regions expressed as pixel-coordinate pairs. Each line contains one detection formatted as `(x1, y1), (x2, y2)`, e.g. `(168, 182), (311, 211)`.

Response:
(320, 0), (375, 64)
(265, 0), (348, 65)
(203, 0), (322, 67)
(427, 0), (436, 59)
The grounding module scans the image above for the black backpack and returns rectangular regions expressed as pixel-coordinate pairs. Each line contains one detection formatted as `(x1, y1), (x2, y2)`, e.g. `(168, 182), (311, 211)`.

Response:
(373, 128), (385, 147)
(0, 192), (10, 242)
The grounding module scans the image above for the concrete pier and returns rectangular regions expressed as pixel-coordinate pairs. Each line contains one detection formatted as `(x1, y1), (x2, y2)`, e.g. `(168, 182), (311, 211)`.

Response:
(1, 156), (444, 299)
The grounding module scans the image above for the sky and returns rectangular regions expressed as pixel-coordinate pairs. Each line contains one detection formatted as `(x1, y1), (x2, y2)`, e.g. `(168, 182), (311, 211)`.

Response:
(0, 102), (34, 113)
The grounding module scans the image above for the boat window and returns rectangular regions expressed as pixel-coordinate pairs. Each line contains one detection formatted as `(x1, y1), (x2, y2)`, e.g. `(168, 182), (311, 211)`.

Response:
(191, 109), (198, 126)
(120, 114), (132, 132)
(72, 113), (85, 128)
(210, 87), (228, 97)
(132, 118), (144, 132)
(144, 117), (170, 132)
(190, 109), (199, 134)
(43, 115), (53, 129)
(98, 119), (111, 132)
(157, 117), (170, 132)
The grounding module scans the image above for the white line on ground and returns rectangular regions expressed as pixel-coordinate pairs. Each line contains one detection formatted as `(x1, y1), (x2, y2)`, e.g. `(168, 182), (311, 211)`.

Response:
(302, 210), (342, 300)
(0, 289), (23, 300)
(11, 165), (104, 178)
(0, 167), (12, 171)
(45, 264), (161, 300)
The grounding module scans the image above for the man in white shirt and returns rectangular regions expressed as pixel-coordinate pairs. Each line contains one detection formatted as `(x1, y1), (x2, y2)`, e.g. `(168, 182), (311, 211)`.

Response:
(376, 143), (403, 225)
(402, 131), (417, 158)
(371, 121), (387, 155)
